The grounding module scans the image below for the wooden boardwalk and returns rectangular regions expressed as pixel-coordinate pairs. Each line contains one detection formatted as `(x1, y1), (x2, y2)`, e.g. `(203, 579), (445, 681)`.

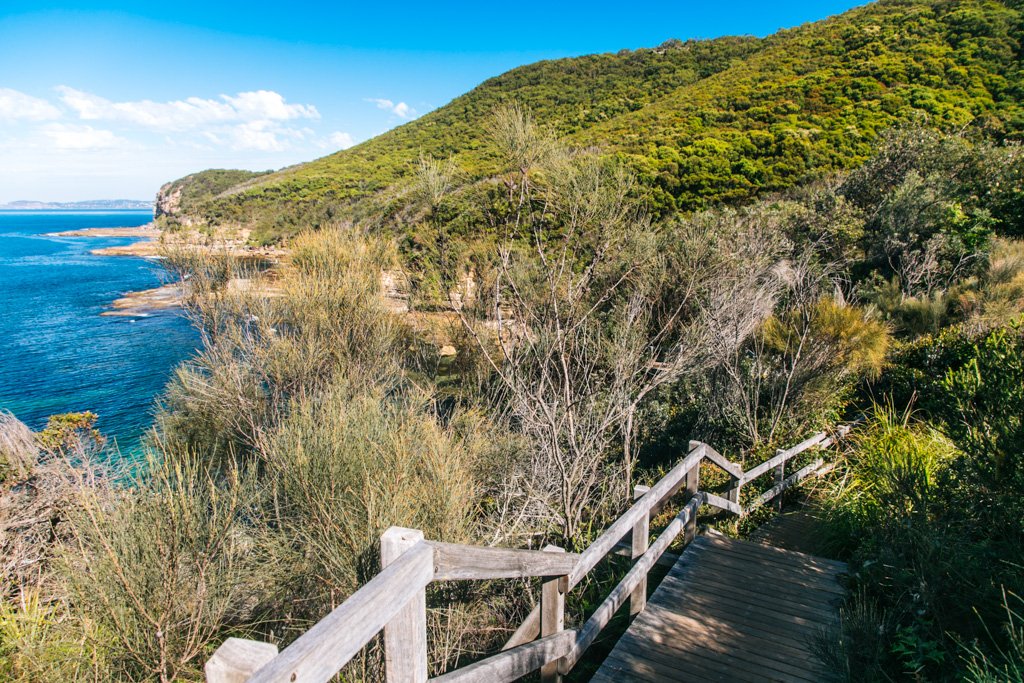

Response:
(204, 426), (858, 683)
(749, 508), (828, 555)
(591, 533), (847, 682)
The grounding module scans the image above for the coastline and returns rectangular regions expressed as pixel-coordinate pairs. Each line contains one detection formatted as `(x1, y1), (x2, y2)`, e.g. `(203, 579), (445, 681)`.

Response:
(101, 283), (183, 317)
(47, 223), (163, 258)
(47, 225), (162, 238)
(50, 223), (171, 315)
(55, 223), (286, 316)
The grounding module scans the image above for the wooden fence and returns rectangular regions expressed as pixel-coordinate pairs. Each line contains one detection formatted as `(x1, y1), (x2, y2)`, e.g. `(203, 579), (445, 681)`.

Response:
(205, 423), (853, 683)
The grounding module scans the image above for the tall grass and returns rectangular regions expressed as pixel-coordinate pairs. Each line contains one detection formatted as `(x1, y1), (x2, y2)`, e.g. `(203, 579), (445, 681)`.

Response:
(818, 403), (954, 557)
(816, 401), (1024, 680)
(256, 376), (504, 676)
(965, 591), (1024, 683)
(58, 454), (273, 683)
(158, 226), (409, 465)
(0, 411), (36, 482)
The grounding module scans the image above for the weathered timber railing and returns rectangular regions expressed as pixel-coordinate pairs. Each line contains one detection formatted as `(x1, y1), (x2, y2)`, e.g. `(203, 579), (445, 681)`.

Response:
(206, 423), (854, 683)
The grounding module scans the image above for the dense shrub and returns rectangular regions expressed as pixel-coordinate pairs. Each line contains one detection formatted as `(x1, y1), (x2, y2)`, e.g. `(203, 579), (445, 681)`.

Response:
(821, 322), (1024, 680)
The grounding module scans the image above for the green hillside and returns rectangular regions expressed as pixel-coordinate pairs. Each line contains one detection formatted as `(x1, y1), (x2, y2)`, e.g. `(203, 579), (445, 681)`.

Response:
(170, 0), (1024, 236)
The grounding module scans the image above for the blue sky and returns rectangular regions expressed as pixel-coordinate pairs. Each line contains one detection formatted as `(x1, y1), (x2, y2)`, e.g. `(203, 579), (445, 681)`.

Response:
(0, 1), (865, 202)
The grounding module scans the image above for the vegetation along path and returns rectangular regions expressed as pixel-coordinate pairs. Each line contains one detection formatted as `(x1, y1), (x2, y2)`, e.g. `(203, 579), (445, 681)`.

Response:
(592, 532), (847, 682)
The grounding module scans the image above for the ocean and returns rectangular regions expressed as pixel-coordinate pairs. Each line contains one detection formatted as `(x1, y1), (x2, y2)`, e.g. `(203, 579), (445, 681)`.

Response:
(0, 211), (198, 451)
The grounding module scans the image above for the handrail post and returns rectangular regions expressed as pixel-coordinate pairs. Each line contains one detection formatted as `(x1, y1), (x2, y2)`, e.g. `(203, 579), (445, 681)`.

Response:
(683, 463), (700, 544)
(629, 485), (651, 616)
(726, 472), (741, 508)
(381, 527), (428, 683)
(774, 450), (785, 512)
(540, 545), (566, 683)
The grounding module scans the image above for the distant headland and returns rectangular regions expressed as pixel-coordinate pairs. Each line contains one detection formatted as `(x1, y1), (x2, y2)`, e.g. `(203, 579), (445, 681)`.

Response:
(0, 199), (153, 211)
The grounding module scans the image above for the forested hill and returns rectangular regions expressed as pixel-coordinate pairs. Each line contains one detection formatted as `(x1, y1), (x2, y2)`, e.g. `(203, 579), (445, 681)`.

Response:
(166, 0), (1024, 239)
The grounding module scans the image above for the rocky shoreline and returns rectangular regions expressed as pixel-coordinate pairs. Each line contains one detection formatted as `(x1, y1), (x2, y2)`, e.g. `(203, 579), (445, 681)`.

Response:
(49, 223), (163, 257)
(47, 225), (162, 238)
(55, 223), (286, 317)
(100, 283), (183, 317)
(48, 223), (170, 315)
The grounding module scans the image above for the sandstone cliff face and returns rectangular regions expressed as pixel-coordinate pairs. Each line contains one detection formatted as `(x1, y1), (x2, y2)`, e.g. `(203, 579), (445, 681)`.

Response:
(154, 181), (183, 220)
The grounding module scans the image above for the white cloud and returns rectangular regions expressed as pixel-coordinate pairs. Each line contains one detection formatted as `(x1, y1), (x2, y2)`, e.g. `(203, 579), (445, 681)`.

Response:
(0, 88), (61, 122)
(223, 91), (319, 122)
(40, 124), (125, 150)
(328, 131), (354, 149)
(226, 120), (285, 152)
(367, 98), (416, 120)
(56, 86), (320, 132)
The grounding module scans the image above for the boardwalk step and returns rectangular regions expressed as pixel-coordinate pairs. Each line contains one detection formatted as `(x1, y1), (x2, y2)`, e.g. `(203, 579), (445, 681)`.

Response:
(592, 533), (844, 682)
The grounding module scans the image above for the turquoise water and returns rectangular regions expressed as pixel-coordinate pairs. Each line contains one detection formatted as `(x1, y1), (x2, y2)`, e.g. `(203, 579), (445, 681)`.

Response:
(0, 211), (198, 450)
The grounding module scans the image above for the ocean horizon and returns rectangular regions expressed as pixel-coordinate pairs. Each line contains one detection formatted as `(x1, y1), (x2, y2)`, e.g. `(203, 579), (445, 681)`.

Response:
(0, 210), (198, 451)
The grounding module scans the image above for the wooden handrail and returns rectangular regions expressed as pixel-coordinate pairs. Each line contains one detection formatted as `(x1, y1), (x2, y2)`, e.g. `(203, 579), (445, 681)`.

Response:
(430, 631), (577, 683)
(248, 539), (434, 683)
(428, 541), (580, 580)
(559, 493), (705, 673)
(567, 442), (706, 587)
(206, 423), (855, 683)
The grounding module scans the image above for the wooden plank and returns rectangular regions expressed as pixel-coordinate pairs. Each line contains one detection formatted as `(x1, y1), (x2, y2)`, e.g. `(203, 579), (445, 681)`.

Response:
(693, 540), (847, 581)
(604, 643), (755, 683)
(704, 491), (743, 515)
(205, 638), (278, 683)
(428, 541), (579, 581)
(663, 553), (842, 626)
(622, 612), (822, 682)
(430, 631), (576, 683)
(248, 541), (434, 683)
(683, 546), (846, 595)
(642, 588), (832, 657)
(773, 455), (786, 512)
(685, 537), (845, 586)
(638, 601), (826, 666)
(653, 576), (838, 639)
(630, 485), (650, 616)
(540, 545), (566, 683)
(567, 444), (705, 587)
(650, 609), (828, 664)
(707, 536), (848, 573)
(605, 648), (725, 682)
(683, 464), (699, 544)
(501, 603), (540, 650)
(747, 458), (826, 512)
(668, 564), (843, 616)
(382, 528), (428, 683)
(749, 511), (832, 556)
(699, 533), (848, 572)
(688, 440), (743, 478)
(663, 557), (839, 634)
(658, 561), (838, 639)
(592, 532), (847, 683)
(607, 640), (810, 683)
(558, 495), (703, 673)
(679, 561), (847, 602)
(741, 433), (828, 484)
(601, 651), (687, 682)
(651, 581), (837, 647)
